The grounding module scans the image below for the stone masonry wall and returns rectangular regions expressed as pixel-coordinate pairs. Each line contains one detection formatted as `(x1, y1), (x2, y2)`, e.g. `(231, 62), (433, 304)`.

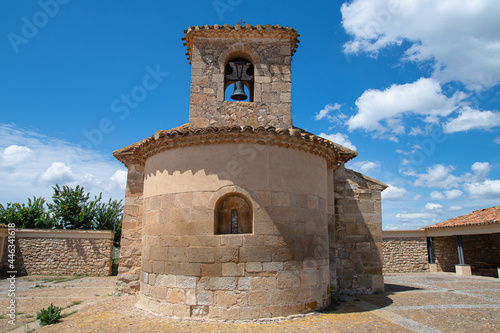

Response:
(333, 167), (386, 295)
(463, 234), (500, 265)
(433, 236), (458, 272)
(139, 190), (330, 320)
(383, 237), (428, 273)
(116, 163), (144, 293)
(189, 37), (293, 129)
(3, 231), (112, 276)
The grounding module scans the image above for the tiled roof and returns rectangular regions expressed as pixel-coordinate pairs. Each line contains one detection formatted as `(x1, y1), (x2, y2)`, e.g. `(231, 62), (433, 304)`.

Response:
(113, 125), (357, 167)
(424, 206), (500, 229)
(182, 24), (300, 64)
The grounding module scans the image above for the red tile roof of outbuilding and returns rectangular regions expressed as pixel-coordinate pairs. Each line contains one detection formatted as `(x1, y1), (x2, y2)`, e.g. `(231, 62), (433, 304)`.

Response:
(424, 206), (500, 229)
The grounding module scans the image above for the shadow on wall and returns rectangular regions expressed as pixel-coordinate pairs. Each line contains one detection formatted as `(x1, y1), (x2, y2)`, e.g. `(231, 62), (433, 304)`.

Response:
(333, 168), (386, 296)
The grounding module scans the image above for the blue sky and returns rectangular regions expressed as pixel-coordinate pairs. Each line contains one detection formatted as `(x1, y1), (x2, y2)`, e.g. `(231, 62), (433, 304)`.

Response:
(1, 0), (499, 230)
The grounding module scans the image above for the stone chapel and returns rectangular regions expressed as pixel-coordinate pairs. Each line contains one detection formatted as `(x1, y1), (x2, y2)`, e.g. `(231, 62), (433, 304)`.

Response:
(113, 24), (387, 320)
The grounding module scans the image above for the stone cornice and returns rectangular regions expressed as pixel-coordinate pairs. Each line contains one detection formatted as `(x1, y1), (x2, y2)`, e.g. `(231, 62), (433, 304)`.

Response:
(182, 24), (300, 64)
(113, 126), (357, 168)
(14, 229), (113, 239)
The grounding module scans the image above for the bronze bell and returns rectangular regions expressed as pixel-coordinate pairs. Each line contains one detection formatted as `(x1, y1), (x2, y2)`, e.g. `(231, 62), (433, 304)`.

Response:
(231, 81), (248, 101)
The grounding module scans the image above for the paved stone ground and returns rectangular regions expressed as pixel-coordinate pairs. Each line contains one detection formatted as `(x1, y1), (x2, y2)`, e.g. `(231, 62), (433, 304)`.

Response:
(0, 273), (499, 332)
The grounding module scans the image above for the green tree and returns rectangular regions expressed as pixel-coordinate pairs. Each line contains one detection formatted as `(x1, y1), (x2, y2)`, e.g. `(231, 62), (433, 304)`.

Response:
(48, 184), (99, 229)
(0, 197), (53, 228)
(0, 184), (124, 246)
(94, 198), (123, 247)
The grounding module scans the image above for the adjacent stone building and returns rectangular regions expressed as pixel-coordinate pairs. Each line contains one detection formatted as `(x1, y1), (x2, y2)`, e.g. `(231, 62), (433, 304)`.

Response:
(114, 24), (387, 320)
(383, 206), (500, 277)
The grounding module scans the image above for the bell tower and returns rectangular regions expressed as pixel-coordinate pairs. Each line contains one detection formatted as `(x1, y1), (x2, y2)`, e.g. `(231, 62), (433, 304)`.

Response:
(182, 24), (300, 129)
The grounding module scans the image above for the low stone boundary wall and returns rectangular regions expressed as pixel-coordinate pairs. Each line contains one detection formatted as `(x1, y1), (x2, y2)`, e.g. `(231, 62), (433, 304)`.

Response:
(1, 229), (113, 276)
(382, 230), (429, 273)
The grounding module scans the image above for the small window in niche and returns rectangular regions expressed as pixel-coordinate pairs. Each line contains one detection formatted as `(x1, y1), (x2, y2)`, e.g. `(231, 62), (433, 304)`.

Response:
(215, 194), (252, 234)
(224, 58), (254, 102)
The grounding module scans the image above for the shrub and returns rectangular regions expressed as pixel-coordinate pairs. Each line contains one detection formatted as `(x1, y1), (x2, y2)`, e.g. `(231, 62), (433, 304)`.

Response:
(36, 303), (62, 326)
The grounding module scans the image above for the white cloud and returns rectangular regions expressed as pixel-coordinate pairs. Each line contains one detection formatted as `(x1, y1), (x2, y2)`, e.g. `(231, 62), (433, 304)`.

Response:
(494, 137), (500, 145)
(1, 145), (34, 168)
(39, 162), (76, 184)
(471, 162), (491, 182)
(319, 132), (357, 151)
(408, 162), (500, 201)
(396, 212), (437, 220)
(448, 206), (463, 212)
(409, 127), (424, 136)
(384, 225), (401, 231)
(0, 124), (127, 204)
(430, 191), (445, 200)
(341, 0), (500, 91)
(463, 179), (500, 199)
(109, 170), (127, 191)
(444, 189), (464, 200)
(382, 185), (406, 201)
(413, 194), (422, 201)
(412, 164), (462, 189)
(350, 160), (380, 174)
(424, 202), (444, 212)
(315, 103), (344, 122)
(444, 107), (500, 133)
(347, 78), (466, 135)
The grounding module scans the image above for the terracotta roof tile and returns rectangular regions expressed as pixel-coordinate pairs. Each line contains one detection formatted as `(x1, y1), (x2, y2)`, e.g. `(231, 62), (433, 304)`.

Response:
(424, 206), (500, 229)
(113, 125), (357, 167)
(182, 24), (300, 64)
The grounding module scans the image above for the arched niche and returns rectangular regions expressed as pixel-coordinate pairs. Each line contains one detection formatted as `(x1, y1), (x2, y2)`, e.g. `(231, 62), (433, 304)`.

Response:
(215, 194), (253, 234)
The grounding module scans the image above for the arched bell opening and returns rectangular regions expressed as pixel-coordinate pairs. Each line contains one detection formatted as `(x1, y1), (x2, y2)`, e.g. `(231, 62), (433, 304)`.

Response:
(224, 57), (254, 102)
(215, 193), (253, 234)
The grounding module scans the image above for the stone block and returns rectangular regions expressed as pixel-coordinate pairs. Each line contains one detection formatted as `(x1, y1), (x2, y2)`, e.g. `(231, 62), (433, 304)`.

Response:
(149, 247), (168, 261)
(240, 246), (272, 262)
(185, 289), (197, 305)
(168, 247), (188, 262)
(219, 235), (243, 247)
(243, 235), (264, 246)
(188, 247), (215, 263)
(196, 289), (213, 306)
(214, 290), (247, 307)
(250, 277), (276, 290)
(246, 262), (263, 272)
(156, 274), (176, 288)
(455, 264), (472, 276)
(179, 263), (201, 276)
(248, 290), (270, 306)
(176, 275), (197, 289)
(153, 261), (165, 274)
(239, 306), (261, 320)
(151, 285), (167, 300)
(263, 262), (284, 272)
(280, 93), (292, 103)
(201, 263), (222, 276)
(205, 277), (237, 290)
(166, 288), (185, 304)
(300, 268), (317, 287)
(277, 270), (300, 288)
(222, 263), (245, 276)
(215, 247), (238, 263)
(172, 304), (191, 318)
(272, 192), (290, 206)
